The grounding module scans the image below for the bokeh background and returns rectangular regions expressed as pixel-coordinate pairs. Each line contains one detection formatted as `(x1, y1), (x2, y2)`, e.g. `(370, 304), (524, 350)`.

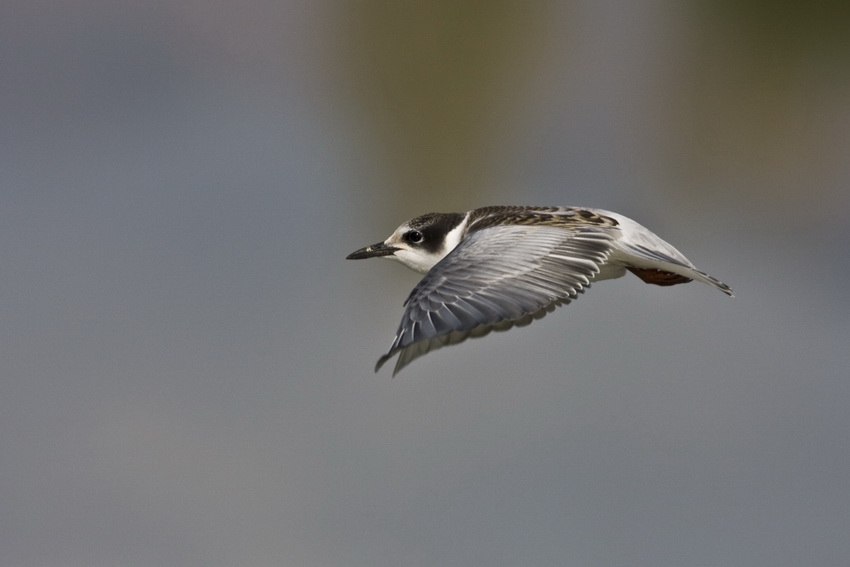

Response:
(2, 2), (849, 566)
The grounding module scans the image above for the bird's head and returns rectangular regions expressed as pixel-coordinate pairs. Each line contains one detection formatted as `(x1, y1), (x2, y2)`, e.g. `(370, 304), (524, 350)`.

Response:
(346, 212), (466, 274)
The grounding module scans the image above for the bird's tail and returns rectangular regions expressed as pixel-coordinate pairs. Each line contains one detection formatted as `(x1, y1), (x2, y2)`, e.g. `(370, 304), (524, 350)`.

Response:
(628, 265), (733, 296)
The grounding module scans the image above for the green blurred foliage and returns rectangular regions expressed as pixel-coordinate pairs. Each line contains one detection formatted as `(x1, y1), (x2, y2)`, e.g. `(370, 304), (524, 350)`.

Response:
(667, 0), (850, 206)
(709, 0), (850, 58)
(337, 0), (554, 211)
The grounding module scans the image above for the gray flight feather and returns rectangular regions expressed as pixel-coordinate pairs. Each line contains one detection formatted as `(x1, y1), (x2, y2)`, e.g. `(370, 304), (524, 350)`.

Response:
(376, 224), (616, 376)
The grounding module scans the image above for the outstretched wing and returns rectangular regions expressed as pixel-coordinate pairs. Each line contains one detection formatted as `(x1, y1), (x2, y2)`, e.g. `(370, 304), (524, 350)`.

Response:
(376, 224), (616, 375)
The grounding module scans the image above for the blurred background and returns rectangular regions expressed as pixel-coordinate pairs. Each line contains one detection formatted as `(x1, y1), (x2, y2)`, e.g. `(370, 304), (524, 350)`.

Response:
(1, 1), (849, 566)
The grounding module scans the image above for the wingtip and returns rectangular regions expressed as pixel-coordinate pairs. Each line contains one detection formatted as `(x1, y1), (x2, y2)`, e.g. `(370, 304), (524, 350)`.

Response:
(374, 350), (407, 377)
(693, 268), (734, 298)
(374, 352), (392, 374)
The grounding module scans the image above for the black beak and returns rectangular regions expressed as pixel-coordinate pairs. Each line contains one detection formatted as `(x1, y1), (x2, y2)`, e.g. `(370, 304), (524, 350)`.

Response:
(346, 241), (399, 260)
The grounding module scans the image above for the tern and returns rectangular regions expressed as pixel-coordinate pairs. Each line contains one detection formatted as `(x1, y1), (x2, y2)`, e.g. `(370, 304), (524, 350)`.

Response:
(347, 206), (733, 375)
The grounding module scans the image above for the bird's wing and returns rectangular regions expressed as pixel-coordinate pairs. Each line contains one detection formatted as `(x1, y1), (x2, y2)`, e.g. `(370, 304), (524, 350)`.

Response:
(376, 224), (616, 375)
(614, 236), (734, 296)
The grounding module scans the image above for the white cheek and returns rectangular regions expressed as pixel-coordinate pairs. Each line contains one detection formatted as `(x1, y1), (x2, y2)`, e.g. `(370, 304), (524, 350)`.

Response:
(392, 249), (438, 274)
(442, 219), (468, 253)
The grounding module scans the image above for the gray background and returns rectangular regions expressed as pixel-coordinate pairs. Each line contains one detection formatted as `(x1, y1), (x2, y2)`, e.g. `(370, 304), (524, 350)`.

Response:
(2, 2), (849, 566)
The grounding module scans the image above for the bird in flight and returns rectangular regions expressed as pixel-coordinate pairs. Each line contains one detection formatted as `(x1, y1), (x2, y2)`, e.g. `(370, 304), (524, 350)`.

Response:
(347, 206), (733, 376)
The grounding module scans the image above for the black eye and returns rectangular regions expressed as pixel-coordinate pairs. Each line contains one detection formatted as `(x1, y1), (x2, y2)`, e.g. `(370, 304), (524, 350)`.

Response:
(406, 230), (423, 244)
